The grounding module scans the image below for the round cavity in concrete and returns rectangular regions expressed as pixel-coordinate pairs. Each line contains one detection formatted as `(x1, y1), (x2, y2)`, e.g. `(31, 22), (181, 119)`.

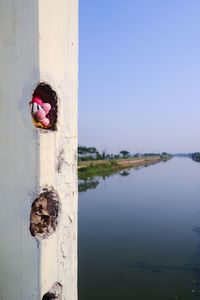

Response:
(30, 189), (60, 239)
(30, 82), (58, 131)
(42, 282), (62, 300)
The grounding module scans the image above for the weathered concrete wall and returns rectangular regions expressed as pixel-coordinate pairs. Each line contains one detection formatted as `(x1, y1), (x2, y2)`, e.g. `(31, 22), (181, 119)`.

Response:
(0, 1), (78, 299)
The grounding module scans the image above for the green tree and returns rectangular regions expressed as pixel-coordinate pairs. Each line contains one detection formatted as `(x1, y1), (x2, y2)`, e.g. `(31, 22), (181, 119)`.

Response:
(120, 150), (130, 158)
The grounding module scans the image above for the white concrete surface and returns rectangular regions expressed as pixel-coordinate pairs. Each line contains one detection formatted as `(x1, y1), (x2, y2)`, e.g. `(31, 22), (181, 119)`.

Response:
(0, 1), (78, 299)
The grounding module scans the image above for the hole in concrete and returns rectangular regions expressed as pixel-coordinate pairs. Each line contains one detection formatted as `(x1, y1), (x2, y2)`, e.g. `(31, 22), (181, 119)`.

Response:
(42, 282), (62, 300)
(30, 189), (60, 239)
(29, 82), (58, 130)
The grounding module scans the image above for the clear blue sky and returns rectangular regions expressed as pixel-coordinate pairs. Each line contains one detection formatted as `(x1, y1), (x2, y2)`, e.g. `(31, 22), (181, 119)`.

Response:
(79, 0), (200, 154)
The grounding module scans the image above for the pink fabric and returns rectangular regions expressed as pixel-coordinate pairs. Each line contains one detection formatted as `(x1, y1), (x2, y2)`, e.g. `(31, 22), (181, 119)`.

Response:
(30, 96), (51, 127)
(42, 103), (51, 114)
(32, 97), (43, 106)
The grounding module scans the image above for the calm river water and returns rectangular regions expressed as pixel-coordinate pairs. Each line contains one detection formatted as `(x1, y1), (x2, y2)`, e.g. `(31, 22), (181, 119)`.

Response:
(78, 158), (200, 300)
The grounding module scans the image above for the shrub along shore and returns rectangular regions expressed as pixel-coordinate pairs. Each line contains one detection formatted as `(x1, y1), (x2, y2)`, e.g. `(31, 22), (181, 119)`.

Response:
(78, 155), (170, 180)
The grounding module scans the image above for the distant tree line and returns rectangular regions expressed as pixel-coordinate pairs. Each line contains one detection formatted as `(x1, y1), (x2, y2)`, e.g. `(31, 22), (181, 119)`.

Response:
(78, 145), (171, 162)
(191, 152), (200, 162)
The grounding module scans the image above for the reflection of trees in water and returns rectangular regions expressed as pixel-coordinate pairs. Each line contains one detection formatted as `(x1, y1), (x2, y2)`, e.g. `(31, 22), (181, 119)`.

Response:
(102, 168), (131, 180)
(78, 163), (160, 192)
(119, 170), (130, 176)
(79, 169), (131, 191)
(78, 180), (99, 192)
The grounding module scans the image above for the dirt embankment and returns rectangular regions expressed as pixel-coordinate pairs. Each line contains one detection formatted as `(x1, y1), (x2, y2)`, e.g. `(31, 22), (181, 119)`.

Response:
(78, 156), (161, 170)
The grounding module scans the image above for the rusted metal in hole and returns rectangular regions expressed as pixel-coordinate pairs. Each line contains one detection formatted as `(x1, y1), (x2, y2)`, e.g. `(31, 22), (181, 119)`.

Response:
(30, 82), (58, 131)
(42, 282), (62, 300)
(30, 189), (60, 239)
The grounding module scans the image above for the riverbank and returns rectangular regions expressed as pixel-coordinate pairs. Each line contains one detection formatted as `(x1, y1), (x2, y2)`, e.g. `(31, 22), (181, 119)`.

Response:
(78, 155), (169, 179)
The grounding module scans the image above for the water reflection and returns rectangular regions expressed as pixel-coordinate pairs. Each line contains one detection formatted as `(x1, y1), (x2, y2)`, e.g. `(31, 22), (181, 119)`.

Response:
(78, 169), (131, 192)
(78, 179), (99, 192)
(79, 158), (200, 299)
(127, 261), (196, 273)
(78, 163), (158, 192)
(119, 170), (130, 176)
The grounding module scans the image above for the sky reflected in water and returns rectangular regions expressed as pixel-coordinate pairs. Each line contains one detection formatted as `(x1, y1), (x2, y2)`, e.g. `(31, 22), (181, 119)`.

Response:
(79, 158), (200, 300)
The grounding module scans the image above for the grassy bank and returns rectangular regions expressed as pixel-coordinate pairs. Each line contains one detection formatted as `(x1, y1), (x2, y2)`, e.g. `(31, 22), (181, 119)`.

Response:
(78, 156), (168, 180)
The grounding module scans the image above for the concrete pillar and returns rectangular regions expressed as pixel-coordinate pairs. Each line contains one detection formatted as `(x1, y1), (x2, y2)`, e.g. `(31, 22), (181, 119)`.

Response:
(0, 1), (78, 299)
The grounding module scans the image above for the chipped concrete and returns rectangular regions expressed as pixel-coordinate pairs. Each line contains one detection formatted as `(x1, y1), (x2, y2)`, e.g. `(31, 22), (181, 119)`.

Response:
(38, 1), (78, 299)
(30, 189), (60, 239)
(31, 82), (58, 130)
(42, 282), (62, 300)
